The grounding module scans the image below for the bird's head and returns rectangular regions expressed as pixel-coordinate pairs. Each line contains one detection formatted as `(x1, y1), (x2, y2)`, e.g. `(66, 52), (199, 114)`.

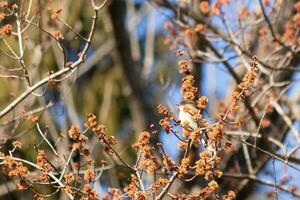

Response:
(178, 100), (196, 112)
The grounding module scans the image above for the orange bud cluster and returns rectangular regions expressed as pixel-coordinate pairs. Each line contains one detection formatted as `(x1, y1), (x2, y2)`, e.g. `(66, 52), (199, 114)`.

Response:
(157, 104), (171, 117)
(208, 180), (219, 191)
(163, 21), (173, 30)
(34, 150), (52, 183)
(81, 184), (98, 200)
(33, 194), (44, 200)
(86, 113), (117, 156)
(229, 57), (258, 116)
(222, 190), (236, 200)
(159, 118), (171, 133)
(51, 7), (63, 21)
(157, 104), (173, 133)
(64, 173), (74, 184)
(161, 154), (176, 171)
(178, 60), (191, 74)
(237, 57), (258, 90)
(190, 128), (202, 145)
(178, 157), (190, 177)
(208, 122), (223, 140)
(180, 74), (198, 101)
(52, 30), (64, 40)
(105, 188), (122, 199)
(195, 149), (222, 181)
(196, 96), (208, 110)
(2, 155), (29, 180)
(84, 169), (95, 182)
(35, 151), (49, 171)
(69, 125), (87, 142)
(86, 113), (106, 140)
(199, 1), (210, 14)
(0, 24), (12, 35)
(61, 186), (74, 195)
(177, 141), (187, 150)
(133, 131), (160, 173)
(124, 175), (148, 199)
(36, 150), (46, 167)
(16, 180), (27, 191)
(195, 23), (205, 32)
(68, 124), (91, 156)
(150, 178), (168, 193)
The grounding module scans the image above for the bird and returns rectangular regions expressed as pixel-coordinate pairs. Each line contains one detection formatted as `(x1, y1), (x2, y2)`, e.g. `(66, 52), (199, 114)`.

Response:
(178, 100), (216, 161)
(178, 100), (198, 131)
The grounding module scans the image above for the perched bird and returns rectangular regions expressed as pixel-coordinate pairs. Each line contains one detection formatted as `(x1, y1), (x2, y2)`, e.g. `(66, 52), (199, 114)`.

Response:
(178, 100), (198, 131)
(178, 100), (216, 161)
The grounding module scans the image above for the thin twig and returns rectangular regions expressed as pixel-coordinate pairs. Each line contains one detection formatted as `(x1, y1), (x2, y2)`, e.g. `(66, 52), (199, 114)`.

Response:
(36, 123), (58, 156)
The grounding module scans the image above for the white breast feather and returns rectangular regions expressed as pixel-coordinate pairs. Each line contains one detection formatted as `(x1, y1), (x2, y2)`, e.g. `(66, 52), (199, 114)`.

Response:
(179, 109), (198, 130)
